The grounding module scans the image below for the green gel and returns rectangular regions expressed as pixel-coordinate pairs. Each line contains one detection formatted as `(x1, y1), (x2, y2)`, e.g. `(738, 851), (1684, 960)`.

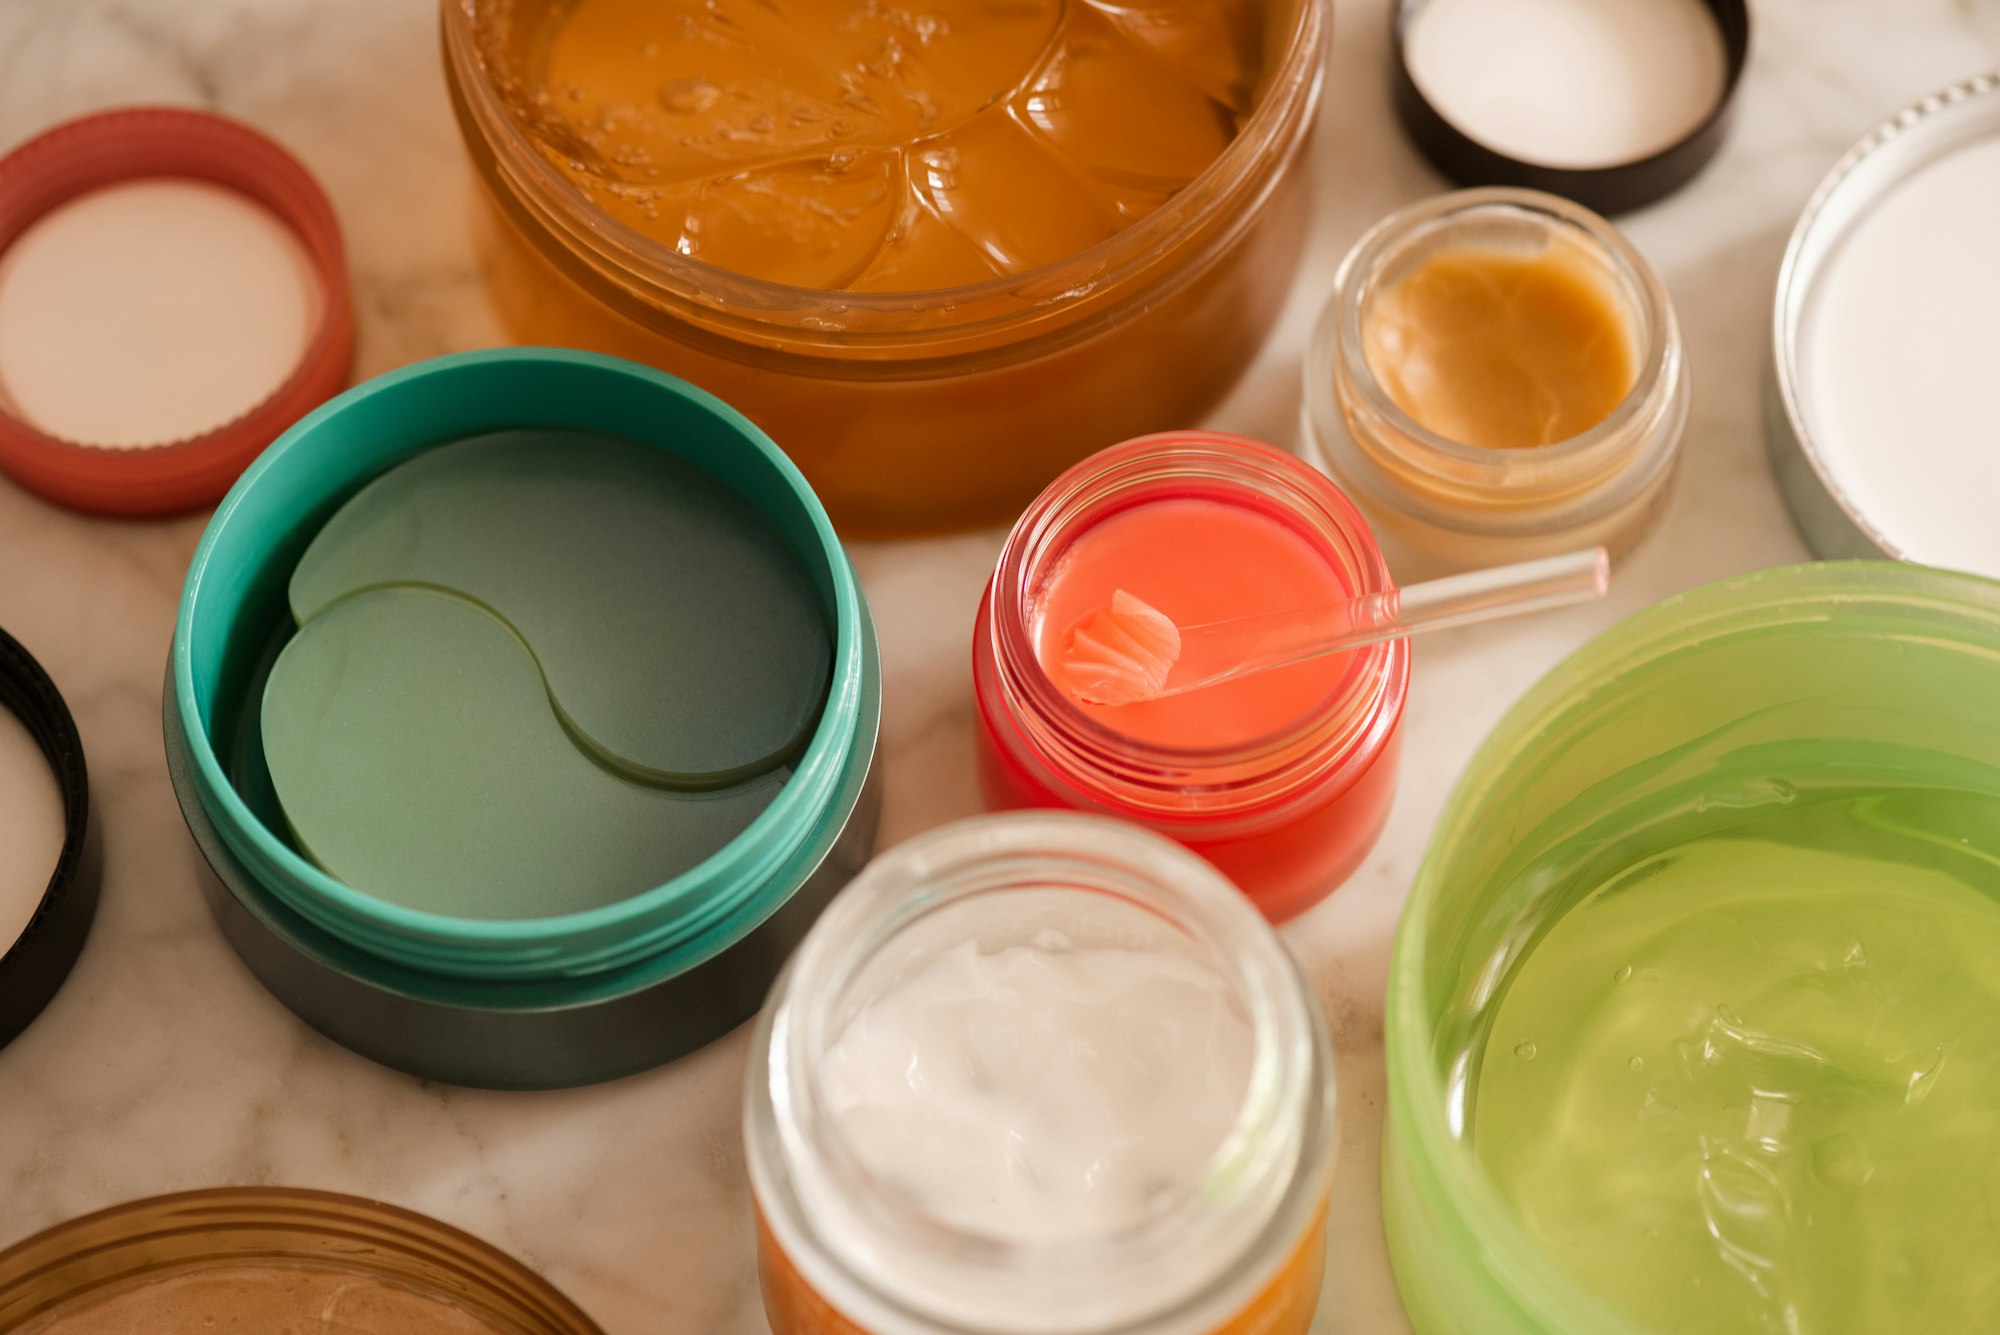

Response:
(261, 586), (785, 918)
(260, 427), (831, 919)
(1472, 790), (2000, 1332)
(289, 429), (830, 786)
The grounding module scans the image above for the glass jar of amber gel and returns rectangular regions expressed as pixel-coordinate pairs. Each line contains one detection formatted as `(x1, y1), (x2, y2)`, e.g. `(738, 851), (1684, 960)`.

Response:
(442, 0), (1328, 536)
(974, 433), (1407, 922)
(1306, 188), (1687, 579)
(746, 813), (1336, 1335)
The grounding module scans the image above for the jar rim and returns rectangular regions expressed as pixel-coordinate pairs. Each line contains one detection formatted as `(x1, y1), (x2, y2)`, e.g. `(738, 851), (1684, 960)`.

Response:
(169, 349), (874, 981)
(1309, 187), (1681, 506)
(987, 432), (1408, 815)
(1384, 561), (2000, 1333)
(751, 813), (1335, 1335)
(0, 1187), (603, 1334)
(440, 0), (1329, 351)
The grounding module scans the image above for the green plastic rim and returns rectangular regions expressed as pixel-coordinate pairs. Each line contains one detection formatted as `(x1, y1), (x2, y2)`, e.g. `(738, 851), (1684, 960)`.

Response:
(1383, 560), (2000, 1335)
(171, 349), (874, 982)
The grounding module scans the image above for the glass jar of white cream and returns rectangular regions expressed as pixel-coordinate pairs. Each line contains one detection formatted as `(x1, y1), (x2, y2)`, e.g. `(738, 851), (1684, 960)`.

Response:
(744, 812), (1335, 1335)
(1305, 188), (1688, 580)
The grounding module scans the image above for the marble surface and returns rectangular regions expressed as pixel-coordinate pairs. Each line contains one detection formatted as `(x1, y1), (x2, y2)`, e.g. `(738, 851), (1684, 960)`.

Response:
(0, 1), (1995, 1329)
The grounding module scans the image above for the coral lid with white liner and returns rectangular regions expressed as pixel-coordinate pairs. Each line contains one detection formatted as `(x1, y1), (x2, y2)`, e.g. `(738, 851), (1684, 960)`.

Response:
(0, 106), (352, 515)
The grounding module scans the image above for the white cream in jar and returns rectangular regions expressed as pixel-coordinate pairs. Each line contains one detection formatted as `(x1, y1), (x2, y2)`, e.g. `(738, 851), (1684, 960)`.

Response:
(821, 928), (1254, 1245)
(746, 815), (1336, 1335)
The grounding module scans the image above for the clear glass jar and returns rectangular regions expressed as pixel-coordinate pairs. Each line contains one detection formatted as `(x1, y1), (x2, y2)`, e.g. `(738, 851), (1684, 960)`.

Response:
(1305, 188), (1688, 580)
(973, 433), (1407, 922)
(745, 813), (1336, 1335)
(440, 0), (1328, 538)
(0, 1188), (602, 1333)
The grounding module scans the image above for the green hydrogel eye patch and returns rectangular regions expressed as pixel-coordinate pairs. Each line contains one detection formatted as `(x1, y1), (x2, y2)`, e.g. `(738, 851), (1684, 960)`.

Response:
(261, 585), (786, 919)
(288, 429), (831, 787)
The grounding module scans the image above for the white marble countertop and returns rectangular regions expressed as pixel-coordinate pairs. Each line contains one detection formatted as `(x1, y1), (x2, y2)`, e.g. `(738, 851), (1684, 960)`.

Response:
(0, 1), (1994, 1330)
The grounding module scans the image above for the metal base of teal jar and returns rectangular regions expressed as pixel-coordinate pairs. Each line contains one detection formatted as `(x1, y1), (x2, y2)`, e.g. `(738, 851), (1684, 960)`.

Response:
(165, 349), (882, 1089)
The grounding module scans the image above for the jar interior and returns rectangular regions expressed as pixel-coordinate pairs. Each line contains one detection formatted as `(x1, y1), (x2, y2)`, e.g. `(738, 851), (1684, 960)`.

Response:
(808, 884), (1265, 1263)
(175, 356), (853, 956)
(203, 442), (841, 920)
(1358, 210), (1644, 450)
(208, 497), (354, 862)
(829, 887), (1218, 1034)
(765, 819), (1326, 1334)
(467, 0), (1276, 294)
(1349, 202), (1653, 476)
(1403, 571), (2000, 1332)
(996, 438), (1396, 803)
(1025, 487), (1372, 754)
(444, 0), (1323, 338)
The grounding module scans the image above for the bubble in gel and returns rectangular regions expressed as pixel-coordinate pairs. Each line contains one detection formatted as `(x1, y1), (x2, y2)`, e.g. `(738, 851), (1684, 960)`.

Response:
(1812, 1133), (1876, 1190)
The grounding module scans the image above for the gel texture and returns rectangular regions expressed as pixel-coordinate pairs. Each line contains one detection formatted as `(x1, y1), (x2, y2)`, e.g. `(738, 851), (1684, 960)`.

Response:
(1032, 496), (1354, 750)
(475, 0), (1261, 290)
(1363, 238), (1636, 449)
(1473, 791), (2000, 1333)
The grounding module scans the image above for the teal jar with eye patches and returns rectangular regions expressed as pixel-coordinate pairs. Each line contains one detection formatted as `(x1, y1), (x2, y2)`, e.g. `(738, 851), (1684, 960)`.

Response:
(164, 349), (881, 1089)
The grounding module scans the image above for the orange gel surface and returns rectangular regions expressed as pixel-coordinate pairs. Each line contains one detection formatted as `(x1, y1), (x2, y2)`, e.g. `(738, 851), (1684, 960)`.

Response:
(1034, 496), (1351, 750)
(481, 0), (1261, 290)
(1363, 241), (1637, 448)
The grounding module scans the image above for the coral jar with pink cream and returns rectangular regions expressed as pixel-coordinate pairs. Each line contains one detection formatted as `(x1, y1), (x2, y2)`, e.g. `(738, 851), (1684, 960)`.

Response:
(973, 433), (1408, 921)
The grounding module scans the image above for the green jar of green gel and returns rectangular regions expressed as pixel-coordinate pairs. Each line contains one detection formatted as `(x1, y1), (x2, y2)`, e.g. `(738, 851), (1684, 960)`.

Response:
(1385, 563), (2000, 1334)
(165, 350), (881, 1089)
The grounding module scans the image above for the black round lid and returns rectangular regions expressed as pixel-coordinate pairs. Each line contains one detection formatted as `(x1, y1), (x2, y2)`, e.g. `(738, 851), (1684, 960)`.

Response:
(0, 626), (99, 1050)
(1390, 0), (1752, 215)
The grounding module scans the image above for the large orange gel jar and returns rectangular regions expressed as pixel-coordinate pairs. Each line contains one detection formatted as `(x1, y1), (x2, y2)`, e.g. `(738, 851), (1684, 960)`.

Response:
(974, 433), (1407, 921)
(745, 814), (1337, 1335)
(441, 0), (1327, 535)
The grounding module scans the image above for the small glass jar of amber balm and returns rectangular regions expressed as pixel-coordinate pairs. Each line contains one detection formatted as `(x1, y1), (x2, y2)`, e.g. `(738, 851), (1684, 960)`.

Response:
(1305, 188), (1688, 579)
